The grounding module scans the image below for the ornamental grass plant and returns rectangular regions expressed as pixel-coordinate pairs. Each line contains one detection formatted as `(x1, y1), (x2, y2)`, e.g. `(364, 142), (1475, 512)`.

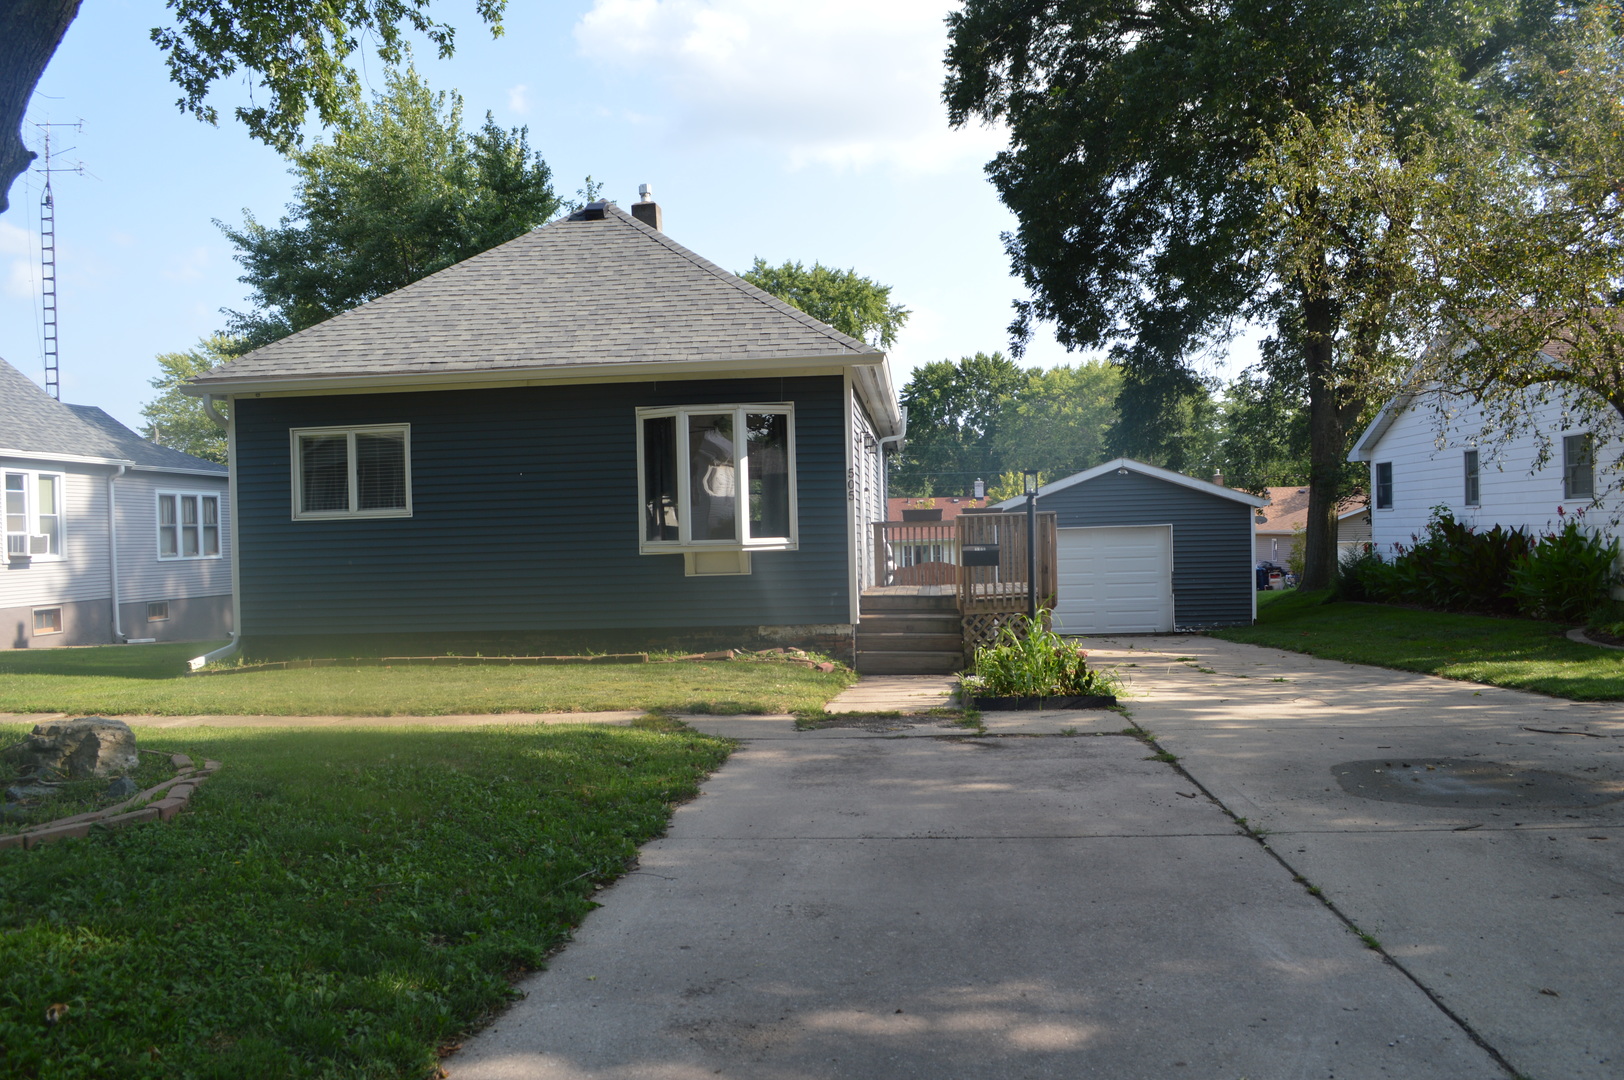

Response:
(961, 612), (1122, 698)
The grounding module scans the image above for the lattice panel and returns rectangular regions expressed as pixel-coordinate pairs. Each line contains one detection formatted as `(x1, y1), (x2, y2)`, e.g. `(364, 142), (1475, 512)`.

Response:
(961, 609), (1053, 661)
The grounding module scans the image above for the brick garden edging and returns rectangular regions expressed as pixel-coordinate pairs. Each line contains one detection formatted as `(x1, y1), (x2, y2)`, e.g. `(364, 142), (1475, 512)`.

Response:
(0, 752), (221, 851)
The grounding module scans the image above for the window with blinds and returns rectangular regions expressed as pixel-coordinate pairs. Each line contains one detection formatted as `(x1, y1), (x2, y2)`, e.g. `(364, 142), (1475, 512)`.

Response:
(290, 425), (412, 519)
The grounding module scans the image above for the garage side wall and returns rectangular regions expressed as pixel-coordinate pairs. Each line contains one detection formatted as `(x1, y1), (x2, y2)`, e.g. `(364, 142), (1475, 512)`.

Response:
(1038, 472), (1255, 628)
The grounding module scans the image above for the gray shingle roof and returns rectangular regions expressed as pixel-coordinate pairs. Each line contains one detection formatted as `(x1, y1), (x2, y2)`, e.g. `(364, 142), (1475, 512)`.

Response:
(0, 357), (226, 474)
(191, 205), (884, 390)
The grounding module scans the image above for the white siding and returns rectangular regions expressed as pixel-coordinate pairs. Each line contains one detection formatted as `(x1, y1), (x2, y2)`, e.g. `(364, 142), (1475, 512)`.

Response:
(1363, 389), (1619, 555)
(0, 459), (111, 609)
(117, 471), (232, 604)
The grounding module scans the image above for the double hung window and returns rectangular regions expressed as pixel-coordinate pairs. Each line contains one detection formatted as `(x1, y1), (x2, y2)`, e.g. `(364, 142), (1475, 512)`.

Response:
(1374, 462), (1393, 510)
(1463, 450), (1480, 507)
(158, 492), (221, 559)
(4, 471), (62, 559)
(637, 405), (796, 552)
(1563, 433), (1594, 500)
(290, 425), (411, 519)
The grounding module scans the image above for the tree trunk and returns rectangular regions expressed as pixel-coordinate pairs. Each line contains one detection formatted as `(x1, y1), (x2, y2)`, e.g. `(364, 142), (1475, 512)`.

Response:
(0, 0), (81, 215)
(1301, 285), (1342, 591)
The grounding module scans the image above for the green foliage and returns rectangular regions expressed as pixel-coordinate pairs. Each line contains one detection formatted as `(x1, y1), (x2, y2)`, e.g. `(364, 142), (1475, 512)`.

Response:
(963, 613), (1122, 698)
(892, 352), (1027, 496)
(1508, 516), (1621, 622)
(154, 0), (509, 155)
(1338, 508), (1616, 623)
(0, 642), (853, 717)
(138, 335), (241, 464)
(221, 64), (561, 349)
(738, 259), (910, 349)
(992, 361), (1120, 478)
(1108, 372), (1221, 477)
(0, 722), (727, 1078)
(1212, 370), (1313, 494)
(1219, 590), (1624, 701)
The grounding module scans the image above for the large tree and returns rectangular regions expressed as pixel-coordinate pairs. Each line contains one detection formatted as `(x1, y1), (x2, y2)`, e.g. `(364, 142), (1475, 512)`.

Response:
(2, 0), (506, 214)
(140, 334), (241, 464)
(1418, 9), (1624, 482)
(993, 361), (1121, 480)
(892, 351), (1027, 496)
(944, 0), (1564, 588)
(220, 65), (559, 349)
(739, 259), (911, 349)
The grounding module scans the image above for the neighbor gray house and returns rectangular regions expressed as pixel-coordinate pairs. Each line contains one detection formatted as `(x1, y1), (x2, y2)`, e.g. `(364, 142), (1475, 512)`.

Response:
(1, 357), (232, 648)
(184, 198), (900, 660)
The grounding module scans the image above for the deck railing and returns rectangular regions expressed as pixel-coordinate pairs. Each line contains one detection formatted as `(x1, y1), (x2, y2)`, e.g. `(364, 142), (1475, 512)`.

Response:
(870, 512), (1057, 607)
(955, 511), (1057, 615)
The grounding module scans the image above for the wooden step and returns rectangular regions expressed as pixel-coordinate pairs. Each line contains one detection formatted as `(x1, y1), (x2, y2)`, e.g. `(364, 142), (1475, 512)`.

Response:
(859, 593), (958, 615)
(855, 650), (964, 675)
(857, 632), (964, 652)
(857, 614), (961, 636)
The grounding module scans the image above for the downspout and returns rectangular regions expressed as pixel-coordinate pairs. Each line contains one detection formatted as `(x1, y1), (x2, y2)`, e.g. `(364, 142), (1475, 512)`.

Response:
(188, 393), (241, 671)
(877, 406), (908, 513)
(107, 465), (125, 642)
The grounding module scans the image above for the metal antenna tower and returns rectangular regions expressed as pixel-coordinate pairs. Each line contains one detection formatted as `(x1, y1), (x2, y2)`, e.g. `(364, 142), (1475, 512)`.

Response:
(32, 121), (84, 400)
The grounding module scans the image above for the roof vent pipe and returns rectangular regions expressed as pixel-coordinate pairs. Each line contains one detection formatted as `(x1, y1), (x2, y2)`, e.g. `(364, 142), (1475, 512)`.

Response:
(631, 184), (663, 231)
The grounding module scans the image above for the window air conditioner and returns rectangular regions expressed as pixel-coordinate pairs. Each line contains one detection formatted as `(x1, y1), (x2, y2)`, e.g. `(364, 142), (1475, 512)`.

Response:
(5, 534), (29, 559)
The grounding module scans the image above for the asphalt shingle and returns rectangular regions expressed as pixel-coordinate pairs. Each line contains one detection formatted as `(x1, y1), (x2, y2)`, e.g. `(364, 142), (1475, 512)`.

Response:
(192, 205), (882, 389)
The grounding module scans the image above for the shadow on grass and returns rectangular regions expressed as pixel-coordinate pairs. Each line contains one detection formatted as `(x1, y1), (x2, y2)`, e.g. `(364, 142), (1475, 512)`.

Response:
(0, 640), (225, 681)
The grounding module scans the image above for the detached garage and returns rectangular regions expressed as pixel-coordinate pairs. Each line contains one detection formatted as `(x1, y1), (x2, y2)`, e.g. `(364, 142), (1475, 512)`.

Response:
(997, 459), (1265, 634)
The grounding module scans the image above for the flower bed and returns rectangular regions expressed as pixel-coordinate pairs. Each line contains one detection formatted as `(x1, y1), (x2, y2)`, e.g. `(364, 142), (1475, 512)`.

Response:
(959, 612), (1121, 709)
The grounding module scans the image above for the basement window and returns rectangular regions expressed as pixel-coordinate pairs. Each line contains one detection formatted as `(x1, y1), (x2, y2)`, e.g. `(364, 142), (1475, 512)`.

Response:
(147, 601), (170, 622)
(637, 405), (796, 555)
(33, 607), (62, 635)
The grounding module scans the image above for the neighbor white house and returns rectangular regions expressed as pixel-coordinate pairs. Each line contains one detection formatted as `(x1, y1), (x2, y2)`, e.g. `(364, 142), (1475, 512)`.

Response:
(1, 357), (232, 648)
(1348, 379), (1618, 556)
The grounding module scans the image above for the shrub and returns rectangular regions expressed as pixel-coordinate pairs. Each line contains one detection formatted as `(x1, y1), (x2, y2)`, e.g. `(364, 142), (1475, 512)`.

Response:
(1508, 516), (1620, 622)
(962, 612), (1123, 698)
(1335, 544), (1391, 602)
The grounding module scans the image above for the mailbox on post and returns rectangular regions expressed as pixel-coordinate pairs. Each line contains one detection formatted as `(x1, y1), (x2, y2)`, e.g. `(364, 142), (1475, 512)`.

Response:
(961, 544), (1001, 567)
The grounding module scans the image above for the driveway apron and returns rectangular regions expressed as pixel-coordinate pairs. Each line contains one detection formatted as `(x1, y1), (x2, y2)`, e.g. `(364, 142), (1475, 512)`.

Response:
(1081, 634), (1624, 1080)
(449, 709), (1503, 1079)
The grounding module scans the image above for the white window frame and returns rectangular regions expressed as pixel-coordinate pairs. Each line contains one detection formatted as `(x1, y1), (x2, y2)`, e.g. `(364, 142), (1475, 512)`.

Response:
(635, 404), (798, 554)
(156, 490), (223, 560)
(147, 601), (170, 622)
(289, 424), (413, 520)
(1463, 450), (1480, 507)
(1563, 432), (1595, 501)
(32, 607), (63, 635)
(1374, 461), (1393, 510)
(4, 470), (65, 561)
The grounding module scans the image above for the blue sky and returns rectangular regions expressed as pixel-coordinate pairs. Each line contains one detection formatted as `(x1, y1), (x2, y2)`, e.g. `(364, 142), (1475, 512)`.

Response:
(1, 0), (1254, 431)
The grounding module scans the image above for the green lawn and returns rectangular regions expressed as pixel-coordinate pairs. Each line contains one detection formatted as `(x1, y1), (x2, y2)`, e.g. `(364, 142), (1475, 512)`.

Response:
(0, 719), (732, 1080)
(0, 642), (854, 716)
(1212, 589), (1624, 699)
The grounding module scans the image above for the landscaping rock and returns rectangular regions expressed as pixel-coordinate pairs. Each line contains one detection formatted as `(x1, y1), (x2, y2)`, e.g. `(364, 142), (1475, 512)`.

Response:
(104, 776), (140, 800)
(0, 718), (140, 780)
(5, 783), (59, 801)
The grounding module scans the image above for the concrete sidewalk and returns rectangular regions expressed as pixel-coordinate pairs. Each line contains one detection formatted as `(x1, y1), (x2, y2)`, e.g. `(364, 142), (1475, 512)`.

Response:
(1081, 635), (1624, 1080)
(0, 711), (645, 729)
(448, 696), (1505, 1078)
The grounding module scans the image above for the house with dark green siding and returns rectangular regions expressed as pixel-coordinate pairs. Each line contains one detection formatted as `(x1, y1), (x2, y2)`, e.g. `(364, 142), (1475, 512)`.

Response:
(185, 199), (900, 660)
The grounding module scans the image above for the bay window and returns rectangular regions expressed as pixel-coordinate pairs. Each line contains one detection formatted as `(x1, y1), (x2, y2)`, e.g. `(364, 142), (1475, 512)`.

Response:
(637, 405), (796, 553)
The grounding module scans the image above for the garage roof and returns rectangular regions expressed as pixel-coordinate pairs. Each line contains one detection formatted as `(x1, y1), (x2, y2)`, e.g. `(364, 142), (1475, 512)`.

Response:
(993, 458), (1268, 509)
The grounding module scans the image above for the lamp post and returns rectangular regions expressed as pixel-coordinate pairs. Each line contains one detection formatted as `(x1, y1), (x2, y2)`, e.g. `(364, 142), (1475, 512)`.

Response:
(1023, 469), (1039, 623)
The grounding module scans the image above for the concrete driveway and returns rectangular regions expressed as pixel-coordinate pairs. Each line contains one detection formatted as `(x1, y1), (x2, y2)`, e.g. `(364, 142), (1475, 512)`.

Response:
(446, 660), (1548, 1079)
(1079, 634), (1624, 1080)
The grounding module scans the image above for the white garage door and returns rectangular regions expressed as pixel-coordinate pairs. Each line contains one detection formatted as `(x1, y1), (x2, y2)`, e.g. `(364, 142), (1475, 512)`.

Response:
(1054, 525), (1174, 635)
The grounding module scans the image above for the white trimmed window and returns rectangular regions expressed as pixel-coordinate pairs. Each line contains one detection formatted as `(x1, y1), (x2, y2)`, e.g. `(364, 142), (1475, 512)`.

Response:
(1563, 433), (1594, 500)
(637, 405), (797, 553)
(4, 471), (64, 560)
(33, 607), (62, 634)
(290, 425), (412, 519)
(157, 492), (221, 559)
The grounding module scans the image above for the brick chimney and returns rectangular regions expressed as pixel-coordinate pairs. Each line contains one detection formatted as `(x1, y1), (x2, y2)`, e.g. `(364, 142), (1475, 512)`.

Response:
(631, 183), (662, 231)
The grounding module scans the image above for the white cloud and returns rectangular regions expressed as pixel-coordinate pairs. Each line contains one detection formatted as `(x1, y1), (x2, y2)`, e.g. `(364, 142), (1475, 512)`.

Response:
(0, 221), (33, 258)
(574, 0), (1003, 173)
(4, 260), (35, 300)
(507, 83), (531, 115)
